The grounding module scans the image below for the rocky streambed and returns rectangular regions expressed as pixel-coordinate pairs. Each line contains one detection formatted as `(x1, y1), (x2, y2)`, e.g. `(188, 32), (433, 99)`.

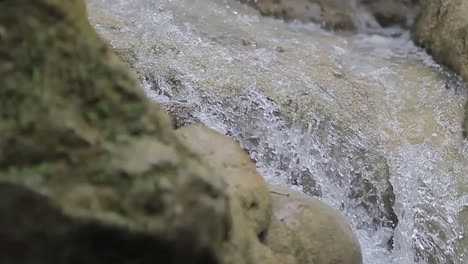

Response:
(1, 0), (468, 264)
(86, 0), (468, 263)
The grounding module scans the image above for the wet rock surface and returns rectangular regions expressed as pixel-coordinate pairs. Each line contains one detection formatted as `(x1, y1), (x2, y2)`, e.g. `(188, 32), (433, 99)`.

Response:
(412, 0), (468, 137)
(176, 124), (278, 264)
(267, 185), (363, 264)
(87, 0), (402, 234)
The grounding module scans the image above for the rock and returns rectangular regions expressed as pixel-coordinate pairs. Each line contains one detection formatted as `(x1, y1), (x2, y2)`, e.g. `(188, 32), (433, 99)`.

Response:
(412, 0), (468, 80)
(176, 124), (272, 237)
(266, 185), (363, 264)
(237, 0), (356, 31)
(163, 102), (200, 128)
(360, 0), (420, 28)
(412, 0), (468, 136)
(0, 0), (230, 263)
(175, 125), (283, 264)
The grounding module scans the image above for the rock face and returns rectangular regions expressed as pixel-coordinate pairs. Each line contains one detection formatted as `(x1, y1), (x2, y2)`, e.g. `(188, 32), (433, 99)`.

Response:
(177, 125), (362, 264)
(412, 0), (468, 136)
(0, 0), (230, 263)
(267, 185), (363, 264)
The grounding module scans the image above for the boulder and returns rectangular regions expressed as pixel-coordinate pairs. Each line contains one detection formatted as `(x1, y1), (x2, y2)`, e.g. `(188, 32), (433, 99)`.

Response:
(412, 0), (468, 136)
(0, 0), (230, 263)
(176, 125), (284, 264)
(266, 185), (363, 264)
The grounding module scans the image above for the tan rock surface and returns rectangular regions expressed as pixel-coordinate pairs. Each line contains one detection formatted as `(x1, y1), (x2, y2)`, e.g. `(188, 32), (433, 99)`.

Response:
(412, 0), (468, 136)
(267, 185), (363, 264)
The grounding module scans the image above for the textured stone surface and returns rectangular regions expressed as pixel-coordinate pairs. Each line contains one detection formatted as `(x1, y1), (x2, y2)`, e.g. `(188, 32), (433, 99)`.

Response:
(412, 0), (468, 136)
(0, 0), (230, 263)
(176, 125), (278, 264)
(267, 185), (363, 264)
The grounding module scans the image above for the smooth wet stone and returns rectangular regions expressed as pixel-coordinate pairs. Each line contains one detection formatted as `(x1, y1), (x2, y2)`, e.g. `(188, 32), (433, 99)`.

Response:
(266, 185), (363, 264)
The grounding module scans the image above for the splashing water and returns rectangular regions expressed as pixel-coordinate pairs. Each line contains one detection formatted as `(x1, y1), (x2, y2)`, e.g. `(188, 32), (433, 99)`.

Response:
(87, 0), (468, 263)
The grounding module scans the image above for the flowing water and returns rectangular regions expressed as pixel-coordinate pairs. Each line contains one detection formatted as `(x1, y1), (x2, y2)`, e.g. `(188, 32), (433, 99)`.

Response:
(87, 0), (468, 263)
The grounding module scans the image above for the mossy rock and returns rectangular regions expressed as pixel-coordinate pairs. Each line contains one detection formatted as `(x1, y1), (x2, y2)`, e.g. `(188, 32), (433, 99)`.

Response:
(0, 0), (230, 263)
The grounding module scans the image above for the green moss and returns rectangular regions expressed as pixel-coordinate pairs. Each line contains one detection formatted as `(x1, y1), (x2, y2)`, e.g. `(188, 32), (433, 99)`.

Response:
(0, 25), (6, 38)
(0, 2), (229, 262)
(133, 178), (157, 193)
(6, 161), (55, 177)
(123, 101), (145, 118)
(129, 120), (145, 135)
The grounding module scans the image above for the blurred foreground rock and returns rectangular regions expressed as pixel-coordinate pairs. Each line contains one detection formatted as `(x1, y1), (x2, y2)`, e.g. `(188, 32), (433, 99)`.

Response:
(0, 0), (229, 263)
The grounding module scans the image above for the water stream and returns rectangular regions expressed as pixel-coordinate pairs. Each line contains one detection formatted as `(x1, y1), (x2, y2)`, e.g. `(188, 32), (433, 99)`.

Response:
(87, 0), (468, 263)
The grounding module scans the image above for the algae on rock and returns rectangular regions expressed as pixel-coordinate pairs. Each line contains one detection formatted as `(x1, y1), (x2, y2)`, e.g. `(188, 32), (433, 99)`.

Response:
(0, 0), (230, 263)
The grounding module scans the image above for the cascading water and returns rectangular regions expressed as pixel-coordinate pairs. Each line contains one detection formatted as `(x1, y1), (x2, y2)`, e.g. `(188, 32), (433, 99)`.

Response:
(87, 0), (468, 263)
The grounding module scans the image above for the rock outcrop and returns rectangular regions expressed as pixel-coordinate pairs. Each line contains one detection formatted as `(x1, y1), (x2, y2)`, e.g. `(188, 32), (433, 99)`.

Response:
(412, 0), (468, 136)
(0, 0), (229, 263)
